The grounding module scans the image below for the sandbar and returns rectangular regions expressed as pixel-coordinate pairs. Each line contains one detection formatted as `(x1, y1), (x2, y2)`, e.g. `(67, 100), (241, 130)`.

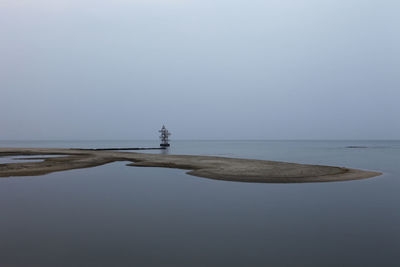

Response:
(0, 148), (381, 183)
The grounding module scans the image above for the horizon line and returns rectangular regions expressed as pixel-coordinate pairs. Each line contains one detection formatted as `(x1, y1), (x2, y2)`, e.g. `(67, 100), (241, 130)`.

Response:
(0, 139), (399, 142)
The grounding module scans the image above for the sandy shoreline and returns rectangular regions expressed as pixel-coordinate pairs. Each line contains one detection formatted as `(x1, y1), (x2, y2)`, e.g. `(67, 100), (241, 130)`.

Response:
(0, 148), (381, 183)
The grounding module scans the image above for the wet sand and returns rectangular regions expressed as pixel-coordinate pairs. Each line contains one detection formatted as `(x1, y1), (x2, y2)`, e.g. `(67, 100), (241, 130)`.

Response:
(0, 148), (381, 183)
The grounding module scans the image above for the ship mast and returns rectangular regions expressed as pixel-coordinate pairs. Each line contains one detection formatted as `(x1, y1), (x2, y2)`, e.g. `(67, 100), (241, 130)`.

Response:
(159, 125), (171, 147)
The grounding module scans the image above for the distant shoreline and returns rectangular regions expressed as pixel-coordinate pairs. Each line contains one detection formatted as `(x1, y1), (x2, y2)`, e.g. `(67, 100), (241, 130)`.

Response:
(0, 148), (381, 183)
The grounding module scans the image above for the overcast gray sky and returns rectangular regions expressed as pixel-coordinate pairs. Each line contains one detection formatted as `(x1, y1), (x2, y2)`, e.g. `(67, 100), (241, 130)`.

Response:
(1, 0), (399, 140)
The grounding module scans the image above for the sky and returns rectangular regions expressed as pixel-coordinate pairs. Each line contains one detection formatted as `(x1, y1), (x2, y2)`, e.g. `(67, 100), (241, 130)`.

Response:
(0, 0), (399, 140)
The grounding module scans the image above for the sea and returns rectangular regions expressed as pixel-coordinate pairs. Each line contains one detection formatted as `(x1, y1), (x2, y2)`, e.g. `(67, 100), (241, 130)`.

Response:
(0, 140), (399, 267)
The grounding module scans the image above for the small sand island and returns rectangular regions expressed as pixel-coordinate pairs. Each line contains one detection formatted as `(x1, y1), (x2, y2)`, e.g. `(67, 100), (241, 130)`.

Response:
(0, 148), (381, 183)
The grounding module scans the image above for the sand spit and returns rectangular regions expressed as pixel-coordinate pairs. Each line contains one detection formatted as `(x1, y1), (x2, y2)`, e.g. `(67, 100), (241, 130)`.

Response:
(0, 148), (381, 183)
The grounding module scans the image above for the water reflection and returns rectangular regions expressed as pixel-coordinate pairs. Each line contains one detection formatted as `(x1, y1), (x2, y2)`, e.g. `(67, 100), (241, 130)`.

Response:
(0, 155), (66, 164)
(0, 141), (399, 267)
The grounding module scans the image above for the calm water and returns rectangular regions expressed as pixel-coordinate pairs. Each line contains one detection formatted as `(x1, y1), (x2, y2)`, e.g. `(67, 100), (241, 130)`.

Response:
(0, 155), (67, 164)
(0, 140), (399, 267)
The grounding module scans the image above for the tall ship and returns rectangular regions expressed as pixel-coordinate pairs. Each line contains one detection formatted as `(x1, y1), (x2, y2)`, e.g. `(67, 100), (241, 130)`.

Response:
(159, 125), (171, 147)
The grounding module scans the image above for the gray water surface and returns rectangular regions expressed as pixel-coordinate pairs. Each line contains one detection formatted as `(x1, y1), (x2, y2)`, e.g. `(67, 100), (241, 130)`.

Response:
(0, 155), (67, 164)
(0, 140), (399, 266)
